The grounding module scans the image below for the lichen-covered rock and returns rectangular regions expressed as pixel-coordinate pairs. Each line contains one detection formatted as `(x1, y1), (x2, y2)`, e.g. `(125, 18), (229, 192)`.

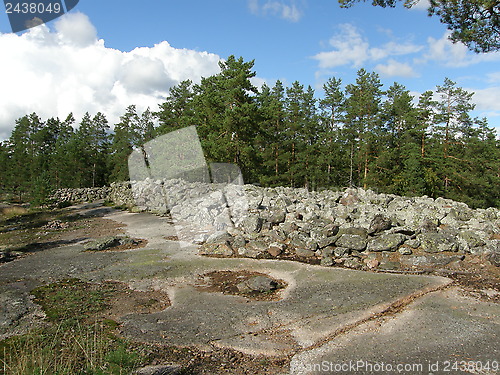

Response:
(335, 234), (367, 251)
(236, 275), (278, 293)
(368, 214), (393, 235)
(367, 233), (406, 252)
(418, 233), (458, 253)
(199, 243), (233, 257)
(402, 254), (465, 268)
(457, 230), (486, 252)
(83, 236), (122, 251)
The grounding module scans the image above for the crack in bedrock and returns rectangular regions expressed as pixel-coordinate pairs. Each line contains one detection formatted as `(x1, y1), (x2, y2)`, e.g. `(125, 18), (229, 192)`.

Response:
(294, 280), (453, 354)
(209, 279), (453, 355)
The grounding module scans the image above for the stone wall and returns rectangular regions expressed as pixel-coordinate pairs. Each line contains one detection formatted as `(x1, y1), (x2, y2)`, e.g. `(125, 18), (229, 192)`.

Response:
(51, 180), (500, 270)
(50, 187), (111, 203)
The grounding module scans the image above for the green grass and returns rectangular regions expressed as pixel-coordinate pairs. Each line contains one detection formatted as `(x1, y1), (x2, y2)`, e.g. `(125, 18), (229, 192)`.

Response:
(0, 279), (146, 375)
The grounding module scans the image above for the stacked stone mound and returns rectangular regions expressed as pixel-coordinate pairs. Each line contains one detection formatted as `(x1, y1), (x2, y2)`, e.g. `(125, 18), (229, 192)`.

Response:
(50, 187), (111, 203)
(199, 186), (500, 271)
(109, 182), (135, 208)
(52, 180), (500, 270)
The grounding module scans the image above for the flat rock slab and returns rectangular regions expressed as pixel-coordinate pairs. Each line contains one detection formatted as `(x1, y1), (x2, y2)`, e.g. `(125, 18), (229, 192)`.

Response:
(119, 264), (447, 355)
(3, 207), (495, 367)
(290, 287), (500, 374)
(109, 210), (450, 356)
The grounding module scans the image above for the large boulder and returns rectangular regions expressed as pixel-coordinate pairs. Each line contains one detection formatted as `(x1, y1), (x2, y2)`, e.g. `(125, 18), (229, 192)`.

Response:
(417, 233), (458, 253)
(368, 214), (393, 235)
(335, 234), (367, 251)
(367, 233), (406, 252)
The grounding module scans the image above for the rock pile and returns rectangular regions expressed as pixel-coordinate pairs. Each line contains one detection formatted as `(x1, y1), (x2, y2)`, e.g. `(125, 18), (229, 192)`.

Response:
(198, 186), (500, 271)
(52, 180), (500, 271)
(50, 187), (110, 203)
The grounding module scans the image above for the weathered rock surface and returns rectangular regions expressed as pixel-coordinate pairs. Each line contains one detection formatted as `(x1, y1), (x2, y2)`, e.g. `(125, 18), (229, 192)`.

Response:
(367, 233), (406, 252)
(236, 275), (278, 293)
(133, 364), (183, 375)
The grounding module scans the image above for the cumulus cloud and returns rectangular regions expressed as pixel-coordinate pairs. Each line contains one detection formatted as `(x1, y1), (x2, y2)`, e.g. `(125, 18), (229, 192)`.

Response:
(424, 31), (500, 67)
(54, 11), (97, 47)
(375, 59), (419, 78)
(312, 24), (423, 69)
(468, 86), (500, 113)
(0, 12), (222, 140)
(248, 0), (302, 22)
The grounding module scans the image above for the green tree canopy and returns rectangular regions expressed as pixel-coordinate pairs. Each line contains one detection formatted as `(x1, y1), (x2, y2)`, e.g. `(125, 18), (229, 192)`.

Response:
(338, 0), (500, 53)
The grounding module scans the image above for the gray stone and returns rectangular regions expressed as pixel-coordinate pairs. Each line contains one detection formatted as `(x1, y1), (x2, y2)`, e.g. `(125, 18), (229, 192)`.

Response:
(378, 260), (401, 271)
(199, 243), (233, 257)
(83, 236), (121, 251)
(457, 230), (486, 252)
(398, 247), (413, 255)
(343, 257), (363, 269)
(321, 246), (335, 258)
(368, 214), (392, 234)
(418, 233), (458, 253)
(294, 248), (316, 258)
(288, 232), (308, 249)
(133, 364), (183, 375)
(339, 227), (368, 238)
(231, 235), (247, 248)
(401, 254), (465, 268)
(316, 236), (337, 249)
(246, 240), (268, 252)
(404, 239), (420, 249)
(335, 234), (367, 251)
(236, 275), (278, 293)
(320, 257), (334, 266)
(268, 243), (285, 257)
(241, 215), (263, 233)
(367, 233), (406, 252)
(205, 230), (232, 245)
(267, 209), (286, 224)
(334, 247), (350, 257)
(280, 222), (299, 235)
(419, 219), (439, 233)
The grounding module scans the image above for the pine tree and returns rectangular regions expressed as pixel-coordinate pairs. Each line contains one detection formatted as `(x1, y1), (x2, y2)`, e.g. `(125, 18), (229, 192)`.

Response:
(257, 81), (288, 186)
(156, 80), (195, 136)
(195, 56), (261, 181)
(344, 69), (384, 188)
(319, 77), (347, 187)
(433, 78), (476, 196)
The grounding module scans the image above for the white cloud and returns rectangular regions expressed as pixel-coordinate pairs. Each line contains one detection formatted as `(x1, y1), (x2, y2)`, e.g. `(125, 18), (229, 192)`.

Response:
(468, 86), (500, 112)
(0, 12), (222, 140)
(424, 31), (500, 67)
(312, 23), (422, 69)
(249, 0), (302, 22)
(487, 72), (500, 83)
(375, 59), (419, 78)
(54, 11), (97, 47)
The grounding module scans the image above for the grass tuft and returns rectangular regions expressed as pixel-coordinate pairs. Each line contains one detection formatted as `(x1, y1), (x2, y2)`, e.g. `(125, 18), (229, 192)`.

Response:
(0, 279), (146, 375)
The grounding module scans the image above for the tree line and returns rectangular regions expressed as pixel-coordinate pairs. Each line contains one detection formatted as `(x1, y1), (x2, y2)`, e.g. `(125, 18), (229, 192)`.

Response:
(0, 56), (498, 208)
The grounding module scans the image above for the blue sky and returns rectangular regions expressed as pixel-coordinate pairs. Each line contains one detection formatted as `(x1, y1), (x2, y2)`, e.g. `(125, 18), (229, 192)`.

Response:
(1, 0), (500, 140)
